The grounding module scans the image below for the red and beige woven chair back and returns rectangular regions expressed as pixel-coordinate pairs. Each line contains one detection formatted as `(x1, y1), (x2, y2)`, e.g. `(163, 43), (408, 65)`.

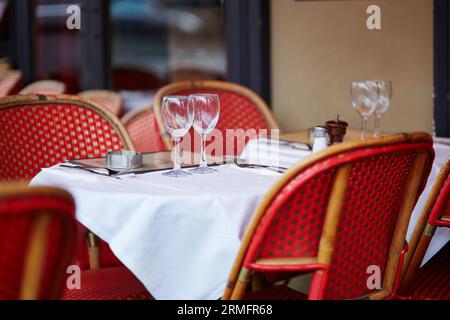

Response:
(427, 161), (450, 228)
(224, 133), (434, 300)
(0, 94), (134, 182)
(0, 185), (76, 300)
(0, 95), (133, 271)
(0, 58), (11, 74)
(79, 90), (123, 117)
(20, 80), (66, 95)
(0, 70), (23, 97)
(121, 106), (168, 153)
(398, 158), (450, 296)
(112, 67), (162, 91)
(154, 81), (279, 155)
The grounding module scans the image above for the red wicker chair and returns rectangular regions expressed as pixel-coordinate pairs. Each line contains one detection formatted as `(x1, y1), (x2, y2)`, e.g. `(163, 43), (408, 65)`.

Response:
(403, 242), (450, 300)
(223, 132), (434, 300)
(398, 158), (450, 299)
(0, 70), (23, 97)
(0, 94), (133, 182)
(121, 106), (168, 153)
(153, 81), (279, 155)
(79, 90), (123, 117)
(0, 58), (11, 74)
(0, 94), (152, 300)
(20, 80), (66, 95)
(0, 184), (76, 300)
(61, 266), (153, 300)
(112, 67), (162, 91)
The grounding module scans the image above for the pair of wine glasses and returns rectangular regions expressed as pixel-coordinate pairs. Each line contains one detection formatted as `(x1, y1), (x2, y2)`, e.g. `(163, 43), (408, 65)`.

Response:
(351, 80), (392, 140)
(161, 94), (220, 178)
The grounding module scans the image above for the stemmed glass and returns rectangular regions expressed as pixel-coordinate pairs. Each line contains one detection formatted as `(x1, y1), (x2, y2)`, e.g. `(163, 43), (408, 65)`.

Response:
(351, 81), (379, 140)
(374, 80), (392, 138)
(189, 94), (220, 174)
(161, 96), (194, 177)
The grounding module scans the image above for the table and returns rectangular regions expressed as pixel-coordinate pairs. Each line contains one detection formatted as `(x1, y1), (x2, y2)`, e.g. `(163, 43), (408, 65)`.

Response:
(280, 128), (384, 144)
(31, 164), (282, 300)
(30, 130), (450, 299)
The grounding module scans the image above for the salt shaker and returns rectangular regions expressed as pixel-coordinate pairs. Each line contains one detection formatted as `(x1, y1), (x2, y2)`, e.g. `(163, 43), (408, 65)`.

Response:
(312, 126), (328, 153)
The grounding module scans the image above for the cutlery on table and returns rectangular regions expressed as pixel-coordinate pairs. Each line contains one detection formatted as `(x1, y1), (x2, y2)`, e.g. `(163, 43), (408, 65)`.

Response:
(59, 164), (134, 179)
(232, 157), (288, 174)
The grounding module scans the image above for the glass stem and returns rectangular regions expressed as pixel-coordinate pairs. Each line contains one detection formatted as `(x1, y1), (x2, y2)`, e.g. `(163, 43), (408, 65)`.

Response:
(174, 137), (181, 171)
(200, 133), (208, 168)
(375, 115), (381, 138)
(361, 116), (368, 140)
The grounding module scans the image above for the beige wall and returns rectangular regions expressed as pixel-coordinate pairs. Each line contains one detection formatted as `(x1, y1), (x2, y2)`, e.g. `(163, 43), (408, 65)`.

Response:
(271, 0), (434, 134)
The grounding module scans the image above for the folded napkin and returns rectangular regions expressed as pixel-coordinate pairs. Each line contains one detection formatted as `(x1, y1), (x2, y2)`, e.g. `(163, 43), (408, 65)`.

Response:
(41, 166), (101, 183)
(433, 137), (450, 146)
(240, 138), (311, 169)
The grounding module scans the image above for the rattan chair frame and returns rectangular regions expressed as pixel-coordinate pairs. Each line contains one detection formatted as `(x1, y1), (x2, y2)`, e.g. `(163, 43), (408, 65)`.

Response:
(19, 80), (66, 95)
(0, 70), (23, 97)
(398, 157), (450, 296)
(0, 94), (135, 152)
(79, 90), (123, 116)
(121, 105), (152, 127)
(223, 132), (434, 300)
(0, 183), (76, 300)
(0, 94), (135, 270)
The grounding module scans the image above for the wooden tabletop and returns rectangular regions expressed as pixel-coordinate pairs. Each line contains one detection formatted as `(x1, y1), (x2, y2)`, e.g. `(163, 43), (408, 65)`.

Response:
(280, 128), (386, 144)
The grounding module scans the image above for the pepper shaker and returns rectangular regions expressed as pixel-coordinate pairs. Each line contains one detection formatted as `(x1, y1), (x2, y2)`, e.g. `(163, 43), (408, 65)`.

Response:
(325, 114), (348, 144)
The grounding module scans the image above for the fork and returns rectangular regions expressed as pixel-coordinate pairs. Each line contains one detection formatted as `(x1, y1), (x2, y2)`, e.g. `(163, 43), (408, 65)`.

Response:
(232, 157), (287, 174)
(59, 164), (133, 179)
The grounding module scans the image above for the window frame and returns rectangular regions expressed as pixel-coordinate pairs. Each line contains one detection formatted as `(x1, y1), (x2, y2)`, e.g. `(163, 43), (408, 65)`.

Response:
(12, 0), (272, 102)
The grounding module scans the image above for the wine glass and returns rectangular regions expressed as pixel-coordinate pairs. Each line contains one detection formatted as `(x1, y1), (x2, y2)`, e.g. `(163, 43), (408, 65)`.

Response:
(189, 94), (220, 174)
(374, 80), (392, 138)
(351, 81), (379, 140)
(161, 96), (193, 177)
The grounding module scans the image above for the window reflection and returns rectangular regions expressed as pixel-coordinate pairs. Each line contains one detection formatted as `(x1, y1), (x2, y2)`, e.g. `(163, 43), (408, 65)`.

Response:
(111, 0), (226, 111)
(34, 0), (81, 93)
(0, 0), (12, 66)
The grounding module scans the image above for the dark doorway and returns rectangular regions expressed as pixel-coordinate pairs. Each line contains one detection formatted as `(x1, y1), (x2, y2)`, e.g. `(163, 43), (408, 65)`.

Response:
(434, 0), (450, 137)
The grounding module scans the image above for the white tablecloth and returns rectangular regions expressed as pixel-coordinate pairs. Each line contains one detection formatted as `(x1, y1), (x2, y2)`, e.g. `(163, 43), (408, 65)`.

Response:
(30, 141), (450, 299)
(407, 141), (450, 266)
(31, 165), (282, 300)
